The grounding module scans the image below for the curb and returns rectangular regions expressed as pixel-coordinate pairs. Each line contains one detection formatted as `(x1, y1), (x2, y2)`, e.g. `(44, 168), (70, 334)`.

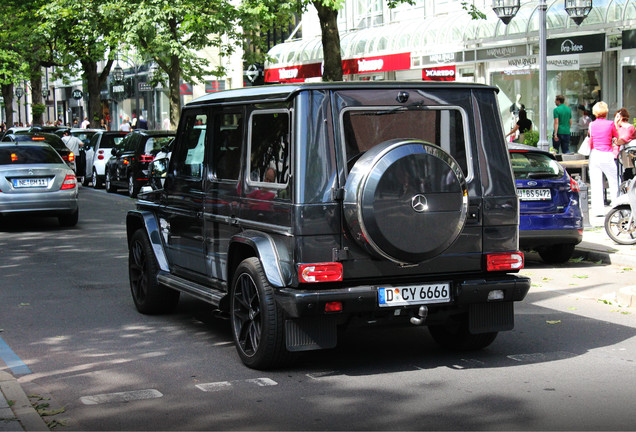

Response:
(0, 372), (48, 431)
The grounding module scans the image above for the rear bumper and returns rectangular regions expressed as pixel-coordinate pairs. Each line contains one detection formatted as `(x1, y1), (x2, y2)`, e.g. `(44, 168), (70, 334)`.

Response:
(276, 274), (531, 319)
(520, 228), (582, 248)
(0, 190), (78, 215)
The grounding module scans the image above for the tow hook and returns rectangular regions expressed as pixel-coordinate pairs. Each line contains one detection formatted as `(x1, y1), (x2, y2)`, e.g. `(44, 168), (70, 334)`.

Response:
(410, 305), (428, 325)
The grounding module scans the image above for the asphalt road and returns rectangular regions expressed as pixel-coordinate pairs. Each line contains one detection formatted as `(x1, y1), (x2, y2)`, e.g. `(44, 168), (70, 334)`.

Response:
(1, 187), (635, 431)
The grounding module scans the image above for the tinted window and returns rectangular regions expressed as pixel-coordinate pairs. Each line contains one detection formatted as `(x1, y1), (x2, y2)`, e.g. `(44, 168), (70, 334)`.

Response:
(509, 151), (564, 179)
(341, 108), (468, 176)
(0, 146), (62, 165)
(99, 134), (126, 149)
(144, 137), (174, 156)
(248, 111), (290, 186)
(212, 112), (243, 180)
(173, 113), (207, 179)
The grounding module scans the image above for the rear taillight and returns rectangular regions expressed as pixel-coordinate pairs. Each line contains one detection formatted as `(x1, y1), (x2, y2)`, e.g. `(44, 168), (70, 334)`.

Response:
(486, 252), (524, 271)
(140, 154), (154, 162)
(97, 150), (104, 160)
(569, 175), (579, 192)
(298, 263), (343, 283)
(60, 174), (77, 190)
(68, 152), (75, 162)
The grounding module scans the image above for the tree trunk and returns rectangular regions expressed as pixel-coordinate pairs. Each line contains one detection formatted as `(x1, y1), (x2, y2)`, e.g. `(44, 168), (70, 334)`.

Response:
(29, 68), (44, 126)
(168, 58), (181, 130)
(313, 1), (342, 82)
(1, 83), (14, 126)
(82, 60), (103, 128)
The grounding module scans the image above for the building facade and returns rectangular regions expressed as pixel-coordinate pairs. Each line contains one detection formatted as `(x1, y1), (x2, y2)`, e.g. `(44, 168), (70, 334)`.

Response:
(264, 0), (636, 141)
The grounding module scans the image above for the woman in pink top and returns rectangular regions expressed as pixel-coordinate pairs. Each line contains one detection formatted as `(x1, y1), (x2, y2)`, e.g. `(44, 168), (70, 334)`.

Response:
(588, 101), (619, 216)
(615, 108), (636, 181)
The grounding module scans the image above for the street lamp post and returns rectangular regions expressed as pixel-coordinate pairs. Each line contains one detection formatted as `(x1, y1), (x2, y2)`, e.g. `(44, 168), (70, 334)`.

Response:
(15, 86), (24, 126)
(492, 0), (592, 153)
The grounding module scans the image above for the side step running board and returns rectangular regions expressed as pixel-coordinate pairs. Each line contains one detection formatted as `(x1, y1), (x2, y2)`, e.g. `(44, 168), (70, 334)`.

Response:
(157, 272), (225, 307)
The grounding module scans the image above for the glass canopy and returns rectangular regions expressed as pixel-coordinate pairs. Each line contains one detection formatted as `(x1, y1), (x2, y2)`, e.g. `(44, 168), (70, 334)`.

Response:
(265, 0), (635, 68)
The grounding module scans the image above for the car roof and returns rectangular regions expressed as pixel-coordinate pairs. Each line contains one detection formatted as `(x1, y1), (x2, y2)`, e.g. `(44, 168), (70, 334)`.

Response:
(131, 130), (175, 137)
(508, 143), (555, 159)
(0, 141), (53, 150)
(187, 81), (499, 107)
(5, 132), (67, 150)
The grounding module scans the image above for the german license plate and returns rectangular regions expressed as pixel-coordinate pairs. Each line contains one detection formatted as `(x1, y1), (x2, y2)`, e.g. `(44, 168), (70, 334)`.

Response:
(517, 188), (551, 201)
(13, 178), (48, 188)
(378, 283), (451, 307)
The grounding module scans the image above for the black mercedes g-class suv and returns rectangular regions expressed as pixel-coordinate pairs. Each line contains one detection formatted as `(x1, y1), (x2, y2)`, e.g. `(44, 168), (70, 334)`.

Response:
(126, 82), (530, 369)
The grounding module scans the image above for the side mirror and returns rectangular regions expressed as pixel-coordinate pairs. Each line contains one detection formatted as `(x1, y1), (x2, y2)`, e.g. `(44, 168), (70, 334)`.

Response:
(111, 148), (117, 156)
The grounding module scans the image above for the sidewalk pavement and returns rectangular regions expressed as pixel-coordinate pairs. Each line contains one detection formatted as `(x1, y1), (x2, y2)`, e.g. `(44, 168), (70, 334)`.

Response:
(0, 372), (48, 431)
(572, 213), (636, 307)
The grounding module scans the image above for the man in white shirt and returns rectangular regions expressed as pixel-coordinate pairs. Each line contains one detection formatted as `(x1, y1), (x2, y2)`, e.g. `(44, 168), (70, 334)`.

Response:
(120, 117), (131, 132)
(80, 117), (90, 129)
(62, 130), (84, 174)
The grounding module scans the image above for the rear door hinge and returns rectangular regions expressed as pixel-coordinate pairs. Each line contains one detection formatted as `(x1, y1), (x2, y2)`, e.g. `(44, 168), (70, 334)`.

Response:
(332, 247), (351, 261)
(332, 187), (345, 201)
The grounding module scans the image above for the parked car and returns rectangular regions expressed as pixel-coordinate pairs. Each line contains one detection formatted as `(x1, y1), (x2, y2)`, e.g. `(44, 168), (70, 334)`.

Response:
(141, 138), (174, 192)
(105, 130), (175, 197)
(85, 131), (128, 188)
(508, 143), (583, 263)
(0, 141), (78, 226)
(1, 132), (76, 172)
(127, 82), (530, 369)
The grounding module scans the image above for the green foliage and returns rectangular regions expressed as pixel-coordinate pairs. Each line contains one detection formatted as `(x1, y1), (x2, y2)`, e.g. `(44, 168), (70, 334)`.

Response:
(461, 1), (487, 20)
(32, 103), (46, 117)
(523, 129), (539, 147)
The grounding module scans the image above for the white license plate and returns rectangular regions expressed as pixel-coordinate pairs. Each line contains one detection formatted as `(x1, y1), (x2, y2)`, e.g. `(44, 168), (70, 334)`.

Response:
(13, 178), (48, 188)
(378, 283), (451, 307)
(517, 188), (551, 201)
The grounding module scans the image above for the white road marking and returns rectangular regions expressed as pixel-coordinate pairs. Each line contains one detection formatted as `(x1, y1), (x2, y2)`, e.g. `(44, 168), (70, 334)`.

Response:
(80, 389), (163, 405)
(196, 377), (278, 392)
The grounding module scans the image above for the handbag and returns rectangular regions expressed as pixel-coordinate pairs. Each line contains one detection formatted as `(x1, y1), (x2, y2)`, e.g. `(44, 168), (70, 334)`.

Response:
(578, 135), (591, 156)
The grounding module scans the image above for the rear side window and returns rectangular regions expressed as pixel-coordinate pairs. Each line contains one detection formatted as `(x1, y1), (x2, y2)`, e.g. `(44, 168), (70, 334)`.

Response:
(212, 112), (243, 180)
(341, 108), (469, 176)
(172, 113), (207, 179)
(509, 151), (564, 179)
(0, 146), (62, 165)
(248, 111), (290, 187)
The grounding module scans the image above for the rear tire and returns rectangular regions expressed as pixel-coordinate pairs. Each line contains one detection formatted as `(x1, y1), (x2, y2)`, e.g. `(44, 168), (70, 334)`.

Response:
(128, 174), (139, 198)
(230, 257), (289, 369)
(128, 229), (180, 314)
(429, 317), (497, 351)
(105, 170), (116, 193)
(58, 209), (79, 227)
(91, 169), (101, 189)
(537, 243), (576, 264)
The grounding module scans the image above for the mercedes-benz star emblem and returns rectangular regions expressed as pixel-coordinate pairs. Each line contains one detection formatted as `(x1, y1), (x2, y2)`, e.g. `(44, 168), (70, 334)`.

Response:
(411, 194), (429, 213)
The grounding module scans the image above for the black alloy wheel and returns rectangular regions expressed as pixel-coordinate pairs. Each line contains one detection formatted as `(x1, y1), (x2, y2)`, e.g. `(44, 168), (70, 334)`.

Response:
(105, 170), (116, 193)
(230, 257), (289, 369)
(128, 229), (179, 314)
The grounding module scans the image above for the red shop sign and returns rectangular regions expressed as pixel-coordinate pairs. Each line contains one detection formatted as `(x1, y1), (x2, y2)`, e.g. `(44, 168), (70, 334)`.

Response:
(342, 52), (411, 75)
(264, 63), (322, 83)
(422, 65), (456, 81)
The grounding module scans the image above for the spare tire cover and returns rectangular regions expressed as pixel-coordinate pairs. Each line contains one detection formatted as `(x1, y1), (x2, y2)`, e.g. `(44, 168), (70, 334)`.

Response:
(343, 139), (468, 264)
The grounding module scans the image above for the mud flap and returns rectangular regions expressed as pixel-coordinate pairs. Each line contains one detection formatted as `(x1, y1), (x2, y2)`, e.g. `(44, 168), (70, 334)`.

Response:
(285, 317), (338, 352)
(469, 302), (514, 334)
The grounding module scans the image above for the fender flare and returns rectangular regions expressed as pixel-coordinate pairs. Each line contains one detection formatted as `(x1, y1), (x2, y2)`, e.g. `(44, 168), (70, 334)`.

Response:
(230, 230), (293, 288)
(126, 210), (170, 272)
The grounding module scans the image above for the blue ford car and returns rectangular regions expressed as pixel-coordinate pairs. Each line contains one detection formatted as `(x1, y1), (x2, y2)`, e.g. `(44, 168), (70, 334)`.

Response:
(508, 143), (583, 263)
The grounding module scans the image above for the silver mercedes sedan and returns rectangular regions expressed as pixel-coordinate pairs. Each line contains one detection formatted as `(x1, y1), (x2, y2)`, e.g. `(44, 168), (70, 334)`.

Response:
(0, 141), (79, 227)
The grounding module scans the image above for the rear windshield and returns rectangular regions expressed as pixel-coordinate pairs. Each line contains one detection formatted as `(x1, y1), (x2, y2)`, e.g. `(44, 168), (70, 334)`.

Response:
(100, 135), (126, 148)
(341, 107), (469, 176)
(509, 151), (564, 179)
(144, 137), (174, 155)
(0, 146), (62, 165)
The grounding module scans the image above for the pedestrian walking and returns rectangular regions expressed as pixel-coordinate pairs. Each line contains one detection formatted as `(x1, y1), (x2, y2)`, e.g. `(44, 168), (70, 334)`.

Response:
(553, 95), (572, 153)
(120, 117), (131, 132)
(615, 108), (636, 181)
(505, 108), (532, 143)
(80, 117), (90, 129)
(588, 101), (620, 216)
